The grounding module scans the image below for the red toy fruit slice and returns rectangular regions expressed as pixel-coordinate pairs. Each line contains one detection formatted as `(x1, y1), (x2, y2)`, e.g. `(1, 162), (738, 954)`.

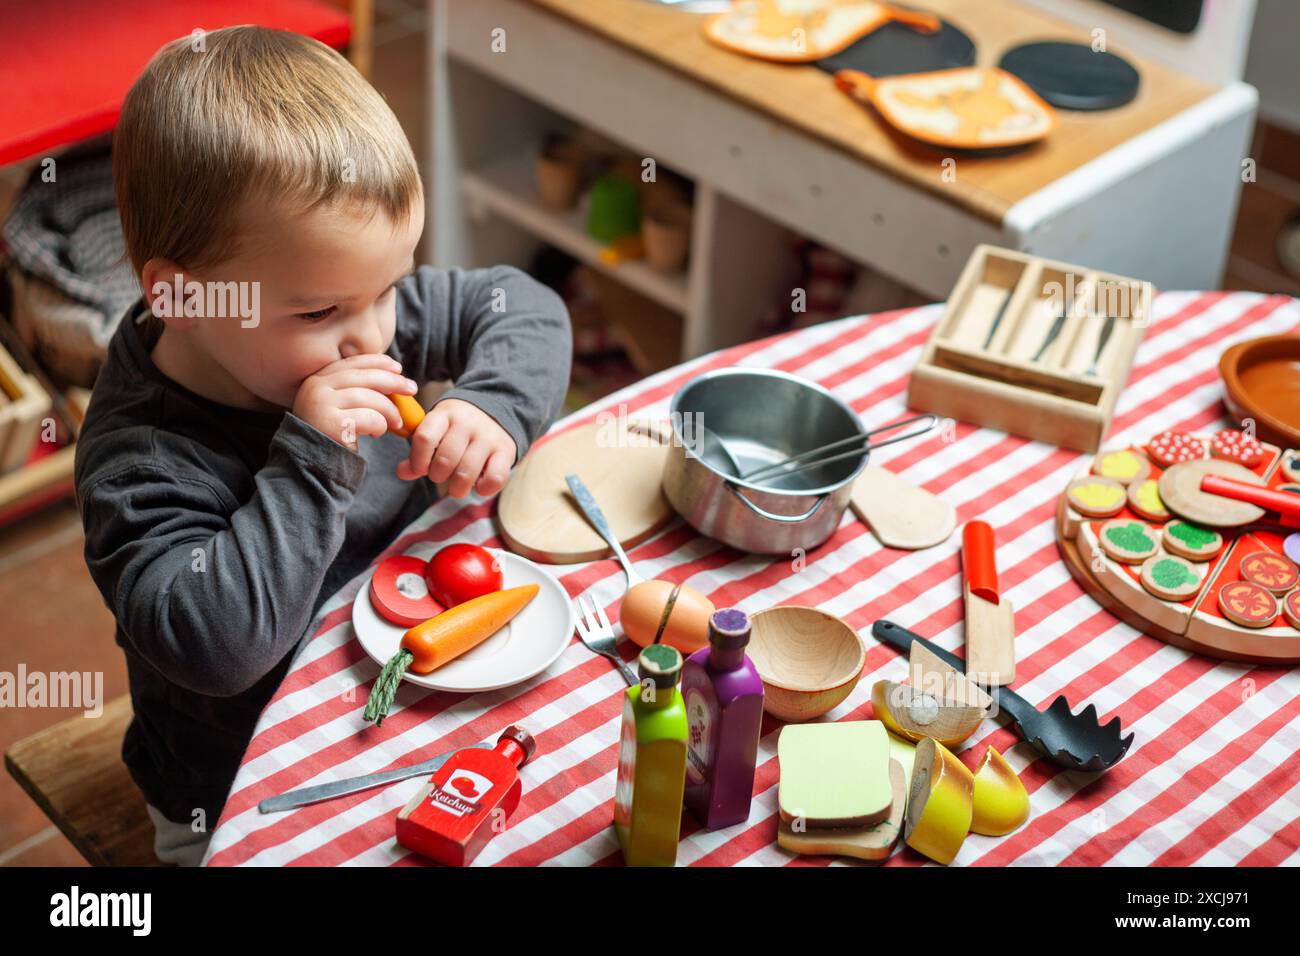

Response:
(370, 555), (445, 627)
(1209, 429), (1264, 467)
(1145, 431), (1203, 467)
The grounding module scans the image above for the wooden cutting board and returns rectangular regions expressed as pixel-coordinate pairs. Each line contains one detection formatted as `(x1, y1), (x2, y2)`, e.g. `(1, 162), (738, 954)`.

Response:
(496, 419), (675, 564)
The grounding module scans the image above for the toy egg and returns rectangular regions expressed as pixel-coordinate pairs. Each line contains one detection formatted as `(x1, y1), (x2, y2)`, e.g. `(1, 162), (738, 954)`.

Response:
(618, 580), (714, 654)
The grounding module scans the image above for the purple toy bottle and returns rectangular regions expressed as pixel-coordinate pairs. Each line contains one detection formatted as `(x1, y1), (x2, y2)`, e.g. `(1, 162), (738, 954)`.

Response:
(682, 608), (764, 829)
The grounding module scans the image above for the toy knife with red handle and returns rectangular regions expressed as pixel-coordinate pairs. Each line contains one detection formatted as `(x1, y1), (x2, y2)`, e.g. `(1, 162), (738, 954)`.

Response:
(962, 520), (1015, 686)
(1200, 475), (1300, 528)
(963, 520), (1001, 604)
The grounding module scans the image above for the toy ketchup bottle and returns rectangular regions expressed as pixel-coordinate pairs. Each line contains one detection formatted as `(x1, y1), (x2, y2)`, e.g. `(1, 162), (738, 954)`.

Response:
(395, 725), (536, 866)
(614, 644), (688, 867)
(681, 608), (764, 829)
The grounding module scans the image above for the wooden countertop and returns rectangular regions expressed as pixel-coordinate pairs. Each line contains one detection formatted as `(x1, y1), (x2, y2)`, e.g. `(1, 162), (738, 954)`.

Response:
(526, 0), (1217, 225)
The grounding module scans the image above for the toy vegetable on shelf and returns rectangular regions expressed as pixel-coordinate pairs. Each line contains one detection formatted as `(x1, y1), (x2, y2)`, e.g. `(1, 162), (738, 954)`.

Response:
(363, 584), (539, 725)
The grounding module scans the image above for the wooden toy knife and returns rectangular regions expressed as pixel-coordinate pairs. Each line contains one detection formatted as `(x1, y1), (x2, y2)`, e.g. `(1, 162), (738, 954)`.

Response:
(962, 521), (1016, 686)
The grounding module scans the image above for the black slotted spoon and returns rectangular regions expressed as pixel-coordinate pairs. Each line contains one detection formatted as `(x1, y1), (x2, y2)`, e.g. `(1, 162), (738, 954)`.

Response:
(873, 620), (1134, 772)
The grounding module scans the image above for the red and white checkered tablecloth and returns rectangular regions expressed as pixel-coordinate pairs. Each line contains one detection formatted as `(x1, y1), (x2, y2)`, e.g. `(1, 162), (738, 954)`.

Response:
(204, 291), (1300, 867)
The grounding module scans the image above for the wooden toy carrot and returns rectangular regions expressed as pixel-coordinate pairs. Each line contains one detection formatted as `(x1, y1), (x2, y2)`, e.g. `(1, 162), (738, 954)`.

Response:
(364, 584), (539, 725)
(390, 394), (425, 439)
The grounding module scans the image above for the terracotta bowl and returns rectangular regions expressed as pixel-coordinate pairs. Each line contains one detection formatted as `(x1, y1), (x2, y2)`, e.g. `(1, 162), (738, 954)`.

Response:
(748, 606), (866, 722)
(1220, 335), (1300, 449)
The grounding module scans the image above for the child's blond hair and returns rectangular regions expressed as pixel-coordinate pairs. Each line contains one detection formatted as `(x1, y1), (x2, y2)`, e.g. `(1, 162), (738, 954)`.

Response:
(113, 26), (421, 277)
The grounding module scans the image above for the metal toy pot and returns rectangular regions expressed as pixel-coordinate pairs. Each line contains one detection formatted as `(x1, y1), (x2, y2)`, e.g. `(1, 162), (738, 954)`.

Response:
(662, 367), (933, 554)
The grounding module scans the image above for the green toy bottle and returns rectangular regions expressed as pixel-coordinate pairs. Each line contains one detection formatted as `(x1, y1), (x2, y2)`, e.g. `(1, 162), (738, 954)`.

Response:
(613, 644), (688, 867)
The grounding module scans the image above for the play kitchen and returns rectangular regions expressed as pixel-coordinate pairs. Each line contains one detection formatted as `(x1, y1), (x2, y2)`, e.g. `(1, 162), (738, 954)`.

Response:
(701, 0), (1142, 152)
(260, 239), (1300, 867)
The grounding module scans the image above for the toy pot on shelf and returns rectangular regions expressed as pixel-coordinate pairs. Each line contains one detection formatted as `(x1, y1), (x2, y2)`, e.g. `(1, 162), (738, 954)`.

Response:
(642, 201), (692, 274)
(661, 368), (868, 555)
(535, 135), (584, 211)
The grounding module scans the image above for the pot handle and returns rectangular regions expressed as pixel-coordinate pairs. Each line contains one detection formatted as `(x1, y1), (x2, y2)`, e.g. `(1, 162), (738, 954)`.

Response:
(726, 482), (828, 523)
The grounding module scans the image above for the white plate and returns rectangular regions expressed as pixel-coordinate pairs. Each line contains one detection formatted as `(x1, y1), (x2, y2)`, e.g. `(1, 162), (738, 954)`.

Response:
(352, 547), (575, 693)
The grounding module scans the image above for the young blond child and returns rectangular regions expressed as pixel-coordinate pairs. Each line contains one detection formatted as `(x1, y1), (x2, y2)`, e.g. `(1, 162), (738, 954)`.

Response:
(74, 26), (571, 865)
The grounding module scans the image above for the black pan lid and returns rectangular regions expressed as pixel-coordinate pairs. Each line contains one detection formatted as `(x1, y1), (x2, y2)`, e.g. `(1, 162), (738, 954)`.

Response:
(816, 17), (975, 78)
(998, 40), (1140, 111)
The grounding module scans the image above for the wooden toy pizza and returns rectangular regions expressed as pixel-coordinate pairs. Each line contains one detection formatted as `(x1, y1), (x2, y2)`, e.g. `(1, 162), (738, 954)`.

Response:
(704, 0), (939, 64)
(1056, 429), (1300, 663)
(834, 66), (1056, 150)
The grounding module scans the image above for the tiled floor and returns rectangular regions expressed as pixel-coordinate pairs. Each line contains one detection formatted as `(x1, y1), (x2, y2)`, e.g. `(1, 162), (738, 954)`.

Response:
(0, 0), (432, 868)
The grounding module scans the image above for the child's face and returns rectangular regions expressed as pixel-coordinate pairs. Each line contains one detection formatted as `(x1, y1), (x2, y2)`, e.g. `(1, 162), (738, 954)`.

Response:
(179, 197), (425, 410)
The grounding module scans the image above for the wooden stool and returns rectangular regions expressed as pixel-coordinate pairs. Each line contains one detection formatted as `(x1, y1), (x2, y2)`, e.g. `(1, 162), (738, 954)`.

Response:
(4, 695), (162, 866)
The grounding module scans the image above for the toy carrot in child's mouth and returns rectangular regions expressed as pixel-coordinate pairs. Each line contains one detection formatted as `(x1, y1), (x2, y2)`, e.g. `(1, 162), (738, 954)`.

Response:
(390, 394), (425, 439)
(363, 584), (540, 725)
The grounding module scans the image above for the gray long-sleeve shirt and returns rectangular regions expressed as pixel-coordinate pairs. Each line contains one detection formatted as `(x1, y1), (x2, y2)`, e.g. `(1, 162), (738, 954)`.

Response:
(74, 265), (571, 828)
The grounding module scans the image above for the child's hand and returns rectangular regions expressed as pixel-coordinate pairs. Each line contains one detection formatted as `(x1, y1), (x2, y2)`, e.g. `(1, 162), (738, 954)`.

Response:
(292, 354), (418, 450)
(397, 398), (517, 498)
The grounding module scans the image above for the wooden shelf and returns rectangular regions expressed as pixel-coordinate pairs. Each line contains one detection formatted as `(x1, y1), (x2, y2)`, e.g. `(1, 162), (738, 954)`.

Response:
(434, 32), (805, 360)
(460, 151), (690, 314)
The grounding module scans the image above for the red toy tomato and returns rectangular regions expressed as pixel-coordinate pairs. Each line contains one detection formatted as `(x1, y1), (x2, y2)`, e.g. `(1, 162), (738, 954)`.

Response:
(425, 543), (503, 607)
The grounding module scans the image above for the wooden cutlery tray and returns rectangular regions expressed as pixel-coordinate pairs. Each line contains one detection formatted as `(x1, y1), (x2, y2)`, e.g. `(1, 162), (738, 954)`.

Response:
(908, 245), (1152, 452)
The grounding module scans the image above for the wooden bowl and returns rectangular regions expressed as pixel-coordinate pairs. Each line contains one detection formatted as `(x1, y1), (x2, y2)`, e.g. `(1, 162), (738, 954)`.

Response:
(1220, 335), (1300, 449)
(748, 606), (866, 722)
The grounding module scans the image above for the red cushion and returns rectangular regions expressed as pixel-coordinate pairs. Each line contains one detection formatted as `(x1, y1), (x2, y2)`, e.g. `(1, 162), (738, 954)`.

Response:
(0, 0), (353, 167)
